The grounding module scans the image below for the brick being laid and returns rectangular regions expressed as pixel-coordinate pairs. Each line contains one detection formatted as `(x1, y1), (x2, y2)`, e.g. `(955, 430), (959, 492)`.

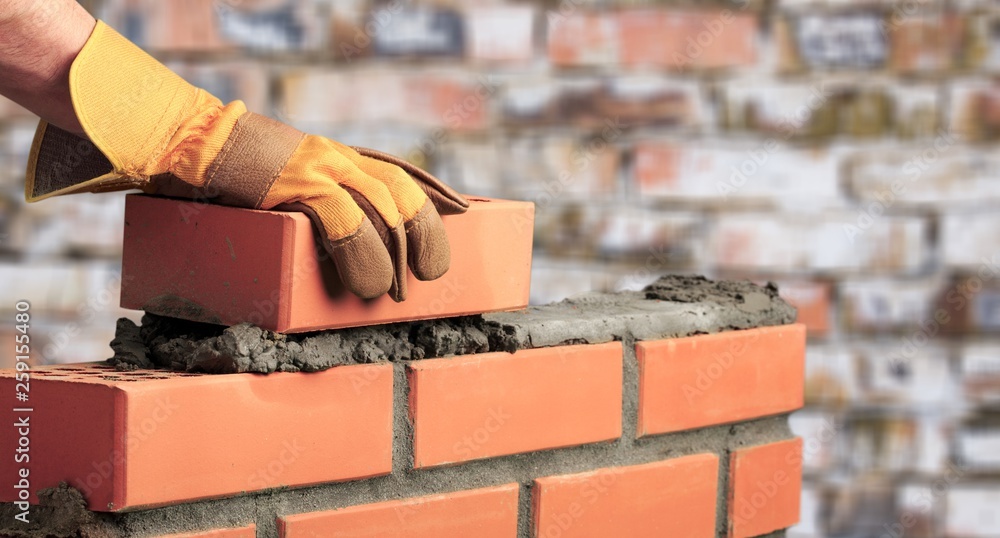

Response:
(120, 194), (534, 333)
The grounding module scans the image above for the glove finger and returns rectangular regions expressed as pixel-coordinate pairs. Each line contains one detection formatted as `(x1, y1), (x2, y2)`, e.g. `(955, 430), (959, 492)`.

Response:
(329, 144), (452, 281)
(404, 199), (451, 281)
(351, 146), (470, 215)
(312, 145), (403, 229)
(326, 141), (429, 222)
(340, 185), (408, 302)
(314, 147), (409, 301)
(276, 195), (393, 301)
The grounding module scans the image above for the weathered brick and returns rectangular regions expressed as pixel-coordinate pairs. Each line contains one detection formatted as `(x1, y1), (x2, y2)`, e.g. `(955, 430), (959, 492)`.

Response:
(941, 214), (1000, 269)
(120, 194), (533, 333)
(945, 486), (1000, 537)
(804, 345), (860, 407)
(547, 12), (618, 67)
(466, 6), (536, 62)
(708, 213), (928, 274)
(280, 70), (493, 130)
(533, 454), (719, 538)
(948, 78), (1000, 141)
(846, 146), (1000, 210)
(728, 438), (803, 538)
(633, 141), (840, 204)
(776, 280), (831, 337)
(277, 484), (519, 537)
(618, 9), (757, 70)
(636, 325), (805, 436)
(408, 343), (622, 468)
(839, 277), (944, 333)
(887, 14), (964, 73)
(0, 362), (392, 511)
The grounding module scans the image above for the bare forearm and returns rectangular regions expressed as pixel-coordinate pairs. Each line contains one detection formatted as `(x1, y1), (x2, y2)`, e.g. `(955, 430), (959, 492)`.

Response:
(0, 0), (96, 134)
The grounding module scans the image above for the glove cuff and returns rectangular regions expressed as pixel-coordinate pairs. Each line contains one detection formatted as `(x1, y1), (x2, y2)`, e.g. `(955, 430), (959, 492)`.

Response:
(25, 20), (231, 201)
(25, 121), (142, 201)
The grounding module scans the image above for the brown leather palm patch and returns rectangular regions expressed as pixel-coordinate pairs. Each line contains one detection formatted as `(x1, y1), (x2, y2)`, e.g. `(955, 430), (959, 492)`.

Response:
(206, 112), (306, 208)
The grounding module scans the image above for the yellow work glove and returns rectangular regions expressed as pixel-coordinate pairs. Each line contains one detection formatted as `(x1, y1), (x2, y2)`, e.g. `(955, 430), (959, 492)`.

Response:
(25, 21), (469, 302)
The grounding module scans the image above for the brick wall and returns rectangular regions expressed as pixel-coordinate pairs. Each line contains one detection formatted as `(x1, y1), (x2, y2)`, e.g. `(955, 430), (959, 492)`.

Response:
(0, 272), (805, 537)
(1, 0), (1000, 536)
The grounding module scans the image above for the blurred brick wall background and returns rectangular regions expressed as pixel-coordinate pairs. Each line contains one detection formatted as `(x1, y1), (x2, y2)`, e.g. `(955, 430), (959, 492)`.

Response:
(2, 0), (1000, 535)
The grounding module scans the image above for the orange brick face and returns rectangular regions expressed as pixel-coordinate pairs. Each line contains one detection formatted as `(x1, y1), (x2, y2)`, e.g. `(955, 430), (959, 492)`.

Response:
(547, 12), (618, 66)
(728, 438), (803, 538)
(408, 343), (623, 468)
(0, 363), (393, 511)
(636, 324), (806, 436)
(533, 454), (719, 538)
(619, 9), (757, 70)
(277, 484), (519, 538)
(120, 194), (534, 333)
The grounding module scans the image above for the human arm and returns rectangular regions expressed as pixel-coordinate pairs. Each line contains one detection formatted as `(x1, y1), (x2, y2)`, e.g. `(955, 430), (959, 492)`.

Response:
(0, 0), (95, 134)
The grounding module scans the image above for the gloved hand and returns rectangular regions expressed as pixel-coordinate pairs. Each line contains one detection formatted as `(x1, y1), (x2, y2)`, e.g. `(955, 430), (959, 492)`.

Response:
(25, 21), (468, 301)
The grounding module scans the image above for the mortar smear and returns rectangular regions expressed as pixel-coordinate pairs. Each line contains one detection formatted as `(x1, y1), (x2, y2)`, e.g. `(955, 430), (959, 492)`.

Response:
(106, 274), (796, 374)
(0, 483), (114, 538)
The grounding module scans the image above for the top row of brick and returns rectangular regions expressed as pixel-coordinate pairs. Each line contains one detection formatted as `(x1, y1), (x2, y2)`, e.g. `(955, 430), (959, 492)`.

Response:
(99, 0), (1000, 74)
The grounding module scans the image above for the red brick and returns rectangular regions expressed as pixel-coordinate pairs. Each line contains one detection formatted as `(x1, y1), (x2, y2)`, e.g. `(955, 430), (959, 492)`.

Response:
(728, 438), (803, 538)
(778, 282), (830, 337)
(158, 525), (256, 538)
(636, 325), (805, 436)
(547, 12), (618, 67)
(533, 454), (719, 538)
(120, 194), (533, 333)
(887, 14), (964, 73)
(619, 9), (757, 70)
(0, 362), (392, 511)
(407, 343), (622, 468)
(277, 483), (519, 537)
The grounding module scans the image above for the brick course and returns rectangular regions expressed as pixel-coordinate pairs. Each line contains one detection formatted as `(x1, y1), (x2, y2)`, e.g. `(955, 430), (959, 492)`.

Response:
(0, 274), (802, 536)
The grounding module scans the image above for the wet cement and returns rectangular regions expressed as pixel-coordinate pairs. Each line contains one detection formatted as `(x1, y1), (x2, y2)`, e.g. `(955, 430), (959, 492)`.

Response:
(107, 275), (796, 374)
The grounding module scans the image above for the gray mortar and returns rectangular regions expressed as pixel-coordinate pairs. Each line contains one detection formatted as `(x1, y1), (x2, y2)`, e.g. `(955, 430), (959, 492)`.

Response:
(106, 275), (795, 374)
(2, 275), (797, 537)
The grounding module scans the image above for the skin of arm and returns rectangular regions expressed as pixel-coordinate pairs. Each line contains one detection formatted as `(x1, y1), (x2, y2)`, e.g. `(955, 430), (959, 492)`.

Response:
(0, 0), (96, 134)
